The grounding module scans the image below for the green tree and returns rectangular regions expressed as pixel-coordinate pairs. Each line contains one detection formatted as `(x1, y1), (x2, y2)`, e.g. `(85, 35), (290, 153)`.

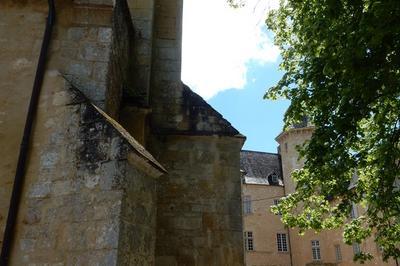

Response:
(264, 0), (400, 262)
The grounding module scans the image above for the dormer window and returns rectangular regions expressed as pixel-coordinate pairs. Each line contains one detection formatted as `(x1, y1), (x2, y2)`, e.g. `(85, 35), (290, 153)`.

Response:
(271, 173), (278, 183)
(268, 172), (279, 185)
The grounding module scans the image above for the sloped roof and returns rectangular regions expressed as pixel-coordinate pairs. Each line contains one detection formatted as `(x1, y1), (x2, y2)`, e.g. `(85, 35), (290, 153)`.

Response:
(92, 104), (167, 173)
(69, 84), (167, 174)
(240, 150), (283, 186)
(181, 84), (244, 137)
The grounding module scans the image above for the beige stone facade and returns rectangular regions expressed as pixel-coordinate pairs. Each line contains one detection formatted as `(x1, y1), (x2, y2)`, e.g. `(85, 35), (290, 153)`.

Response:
(242, 125), (398, 266)
(241, 151), (291, 266)
(276, 126), (397, 266)
(242, 184), (291, 266)
(0, 0), (245, 265)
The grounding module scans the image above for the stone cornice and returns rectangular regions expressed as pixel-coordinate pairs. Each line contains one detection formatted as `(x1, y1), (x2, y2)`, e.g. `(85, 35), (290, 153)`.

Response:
(275, 126), (315, 144)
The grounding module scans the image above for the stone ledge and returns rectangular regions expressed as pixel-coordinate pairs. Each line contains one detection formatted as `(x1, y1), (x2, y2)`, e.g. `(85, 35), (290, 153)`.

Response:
(68, 83), (167, 176)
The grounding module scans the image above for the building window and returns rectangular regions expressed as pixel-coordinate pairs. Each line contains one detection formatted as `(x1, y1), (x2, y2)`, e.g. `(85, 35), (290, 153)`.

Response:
(243, 196), (252, 215)
(335, 245), (342, 262)
(272, 174), (278, 183)
(311, 240), (321, 260)
(244, 231), (254, 251)
(277, 233), (288, 252)
(273, 199), (282, 215)
(353, 243), (361, 255)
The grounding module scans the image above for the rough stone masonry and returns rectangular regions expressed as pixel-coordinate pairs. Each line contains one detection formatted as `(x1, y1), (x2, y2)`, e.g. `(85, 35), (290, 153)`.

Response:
(0, 0), (245, 265)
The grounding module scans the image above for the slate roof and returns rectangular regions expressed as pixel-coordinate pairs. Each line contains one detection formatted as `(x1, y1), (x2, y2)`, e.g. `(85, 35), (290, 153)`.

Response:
(181, 84), (244, 137)
(240, 150), (283, 186)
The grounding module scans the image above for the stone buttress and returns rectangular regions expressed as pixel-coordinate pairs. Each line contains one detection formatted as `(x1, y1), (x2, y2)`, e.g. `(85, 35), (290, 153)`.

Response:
(1, 1), (165, 264)
(0, 0), (246, 265)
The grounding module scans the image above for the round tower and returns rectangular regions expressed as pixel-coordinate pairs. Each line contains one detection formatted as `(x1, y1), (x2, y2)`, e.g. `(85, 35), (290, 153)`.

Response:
(275, 119), (314, 195)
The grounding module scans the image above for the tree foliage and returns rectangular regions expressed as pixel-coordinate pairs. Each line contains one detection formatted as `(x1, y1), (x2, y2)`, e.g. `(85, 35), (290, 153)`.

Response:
(227, 0), (245, 8)
(265, 0), (400, 262)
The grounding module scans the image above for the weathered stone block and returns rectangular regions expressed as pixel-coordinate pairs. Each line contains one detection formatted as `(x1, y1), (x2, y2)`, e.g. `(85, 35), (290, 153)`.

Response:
(84, 174), (100, 189)
(99, 161), (119, 190)
(131, 0), (154, 9)
(98, 27), (112, 43)
(171, 216), (202, 230)
(79, 42), (110, 62)
(155, 256), (178, 266)
(93, 61), (109, 82)
(153, 59), (179, 71)
(22, 208), (41, 225)
(40, 152), (59, 169)
(66, 61), (92, 77)
(20, 239), (36, 252)
(73, 0), (114, 6)
(95, 220), (119, 249)
(154, 39), (177, 48)
(133, 19), (153, 40)
(130, 8), (154, 21)
(158, 47), (178, 60)
(29, 182), (51, 199)
(156, 70), (180, 81)
(136, 41), (151, 55)
(67, 27), (86, 42)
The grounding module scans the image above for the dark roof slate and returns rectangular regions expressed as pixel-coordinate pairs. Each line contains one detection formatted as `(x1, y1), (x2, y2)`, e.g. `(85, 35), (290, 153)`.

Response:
(181, 84), (243, 136)
(240, 150), (283, 186)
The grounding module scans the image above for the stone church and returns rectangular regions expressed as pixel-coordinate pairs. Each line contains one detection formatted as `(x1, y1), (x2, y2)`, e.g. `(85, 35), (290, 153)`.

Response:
(0, 0), (245, 265)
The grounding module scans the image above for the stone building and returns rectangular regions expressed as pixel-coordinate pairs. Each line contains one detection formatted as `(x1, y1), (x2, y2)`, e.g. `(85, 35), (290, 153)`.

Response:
(240, 151), (291, 266)
(241, 124), (397, 266)
(0, 0), (245, 265)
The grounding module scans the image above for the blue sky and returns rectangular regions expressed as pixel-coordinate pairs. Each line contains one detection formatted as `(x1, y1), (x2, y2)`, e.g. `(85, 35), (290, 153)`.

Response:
(208, 61), (289, 153)
(182, 0), (289, 153)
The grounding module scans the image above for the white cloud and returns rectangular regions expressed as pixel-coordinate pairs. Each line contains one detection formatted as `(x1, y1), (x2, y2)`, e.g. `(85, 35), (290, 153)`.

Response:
(182, 0), (280, 99)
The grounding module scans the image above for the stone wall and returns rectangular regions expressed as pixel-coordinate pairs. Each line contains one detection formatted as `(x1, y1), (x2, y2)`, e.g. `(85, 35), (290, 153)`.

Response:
(22, 0), (135, 118)
(0, 1), (49, 251)
(242, 184), (291, 266)
(150, 135), (245, 266)
(150, 0), (184, 130)
(115, 1), (247, 264)
(277, 127), (397, 266)
(117, 163), (158, 265)
(0, 1), (247, 265)
(0, 1), (164, 264)
(276, 127), (314, 195)
(107, 0), (136, 117)
(125, 0), (155, 105)
(7, 75), (125, 264)
(6, 73), (163, 265)
(52, 1), (115, 112)
(147, 2), (247, 261)
(240, 151), (291, 266)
